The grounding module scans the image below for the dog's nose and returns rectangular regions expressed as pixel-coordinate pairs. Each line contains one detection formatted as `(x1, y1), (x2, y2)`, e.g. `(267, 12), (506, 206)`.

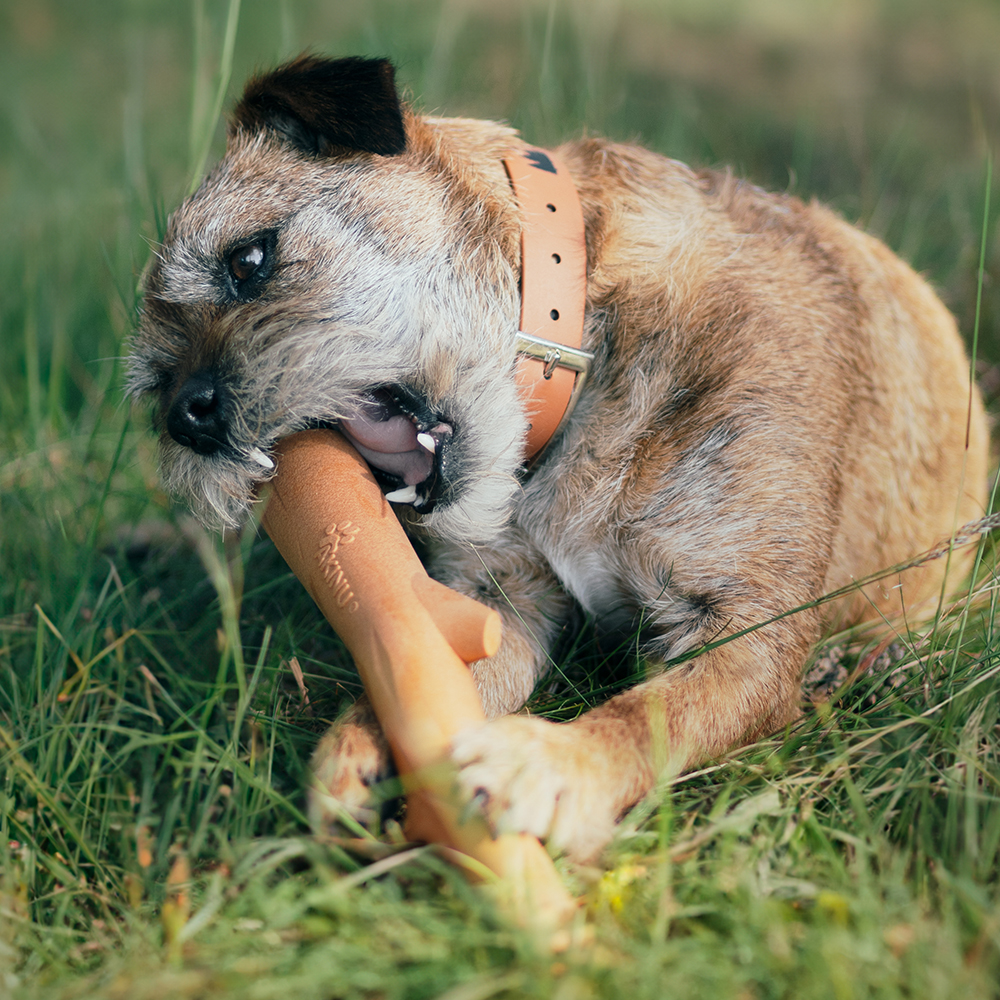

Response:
(166, 371), (232, 455)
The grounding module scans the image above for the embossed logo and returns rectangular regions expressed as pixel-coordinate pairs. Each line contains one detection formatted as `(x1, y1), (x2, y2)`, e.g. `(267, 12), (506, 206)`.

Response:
(316, 521), (361, 613)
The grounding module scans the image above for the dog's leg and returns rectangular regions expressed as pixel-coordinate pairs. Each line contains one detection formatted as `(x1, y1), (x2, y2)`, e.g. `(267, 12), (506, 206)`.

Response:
(451, 614), (815, 862)
(309, 530), (574, 828)
(309, 695), (393, 829)
(429, 531), (578, 719)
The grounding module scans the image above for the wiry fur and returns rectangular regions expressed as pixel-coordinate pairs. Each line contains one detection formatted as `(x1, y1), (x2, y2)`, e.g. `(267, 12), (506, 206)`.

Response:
(129, 117), (529, 540)
(129, 57), (989, 863)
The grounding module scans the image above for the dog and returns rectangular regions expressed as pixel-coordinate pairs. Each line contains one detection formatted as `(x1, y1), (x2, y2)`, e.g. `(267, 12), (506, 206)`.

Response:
(128, 55), (988, 863)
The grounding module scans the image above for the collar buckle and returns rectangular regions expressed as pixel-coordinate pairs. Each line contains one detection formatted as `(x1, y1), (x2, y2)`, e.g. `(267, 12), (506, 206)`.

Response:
(515, 331), (594, 448)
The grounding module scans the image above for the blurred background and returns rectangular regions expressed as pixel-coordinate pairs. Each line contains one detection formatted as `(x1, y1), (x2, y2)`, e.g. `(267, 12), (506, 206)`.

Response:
(1, 0), (997, 439)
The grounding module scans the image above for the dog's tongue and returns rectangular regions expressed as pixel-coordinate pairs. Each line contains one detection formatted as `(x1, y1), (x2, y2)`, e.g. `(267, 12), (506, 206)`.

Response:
(340, 402), (433, 486)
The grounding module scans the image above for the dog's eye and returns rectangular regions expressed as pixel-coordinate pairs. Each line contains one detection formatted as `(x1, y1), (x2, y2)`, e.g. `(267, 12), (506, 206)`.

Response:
(230, 242), (266, 282)
(223, 229), (278, 302)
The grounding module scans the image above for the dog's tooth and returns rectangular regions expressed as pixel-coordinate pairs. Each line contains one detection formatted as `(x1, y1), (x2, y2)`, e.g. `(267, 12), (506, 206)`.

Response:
(416, 432), (436, 454)
(249, 447), (275, 470)
(385, 485), (418, 504)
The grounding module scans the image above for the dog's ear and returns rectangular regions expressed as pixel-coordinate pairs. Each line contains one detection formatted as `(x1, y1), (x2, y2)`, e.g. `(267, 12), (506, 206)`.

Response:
(232, 55), (406, 157)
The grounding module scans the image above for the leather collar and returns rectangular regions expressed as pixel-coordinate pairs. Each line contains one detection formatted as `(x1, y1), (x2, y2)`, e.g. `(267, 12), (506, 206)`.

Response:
(503, 148), (592, 463)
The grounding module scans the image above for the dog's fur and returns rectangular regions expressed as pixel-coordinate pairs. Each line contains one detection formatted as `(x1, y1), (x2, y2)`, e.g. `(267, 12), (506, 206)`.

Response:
(129, 56), (988, 862)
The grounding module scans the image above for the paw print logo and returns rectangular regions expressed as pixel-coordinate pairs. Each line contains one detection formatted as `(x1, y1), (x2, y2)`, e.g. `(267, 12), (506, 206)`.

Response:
(317, 521), (361, 612)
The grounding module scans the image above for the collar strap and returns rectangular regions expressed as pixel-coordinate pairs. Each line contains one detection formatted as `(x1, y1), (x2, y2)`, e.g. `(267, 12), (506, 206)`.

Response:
(503, 148), (592, 463)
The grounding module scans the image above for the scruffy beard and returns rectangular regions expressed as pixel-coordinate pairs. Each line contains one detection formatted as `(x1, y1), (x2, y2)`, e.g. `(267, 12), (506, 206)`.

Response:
(147, 359), (530, 545)
(157, 438), (271, 532)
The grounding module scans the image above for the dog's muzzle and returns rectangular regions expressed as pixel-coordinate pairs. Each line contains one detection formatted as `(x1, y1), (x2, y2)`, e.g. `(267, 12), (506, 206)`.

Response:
(164, 370), (452, 511)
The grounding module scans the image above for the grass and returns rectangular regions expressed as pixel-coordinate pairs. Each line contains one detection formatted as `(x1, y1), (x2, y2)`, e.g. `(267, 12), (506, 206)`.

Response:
(2, 0), (1000, 996)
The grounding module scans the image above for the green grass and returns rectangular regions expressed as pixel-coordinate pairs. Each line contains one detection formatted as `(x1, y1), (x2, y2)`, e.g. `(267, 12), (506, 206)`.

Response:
(2, 1), (1000, 996)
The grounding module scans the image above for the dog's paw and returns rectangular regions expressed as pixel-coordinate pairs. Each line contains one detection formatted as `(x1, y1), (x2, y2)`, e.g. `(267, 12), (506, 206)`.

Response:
(450, 716), (620, 863)
(309, 699), (394, 831)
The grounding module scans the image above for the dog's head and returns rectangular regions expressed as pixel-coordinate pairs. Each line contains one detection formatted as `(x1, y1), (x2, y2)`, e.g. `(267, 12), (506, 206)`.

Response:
(128, 56), (528, 542)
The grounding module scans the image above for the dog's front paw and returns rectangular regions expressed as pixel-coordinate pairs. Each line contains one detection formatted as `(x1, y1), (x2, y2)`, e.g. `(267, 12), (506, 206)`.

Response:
(309, 698), (394, 831)
(451, 716), (622, 863)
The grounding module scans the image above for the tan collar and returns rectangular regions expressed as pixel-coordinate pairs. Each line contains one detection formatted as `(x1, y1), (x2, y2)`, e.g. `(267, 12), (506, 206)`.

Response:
(503, 148), (592, 463)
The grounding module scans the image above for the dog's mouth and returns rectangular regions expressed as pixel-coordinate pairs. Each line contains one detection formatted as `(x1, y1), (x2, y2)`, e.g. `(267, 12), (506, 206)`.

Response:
(162, 368), (455, 515)
(327, 386), (454, 513)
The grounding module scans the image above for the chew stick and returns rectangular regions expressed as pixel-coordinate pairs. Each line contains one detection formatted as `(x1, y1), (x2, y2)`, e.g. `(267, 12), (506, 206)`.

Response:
(261, 429), (575, 930)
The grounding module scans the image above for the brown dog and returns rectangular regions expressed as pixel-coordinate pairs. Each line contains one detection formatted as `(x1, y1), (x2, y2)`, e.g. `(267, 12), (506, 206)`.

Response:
(128, 56), (988, 862)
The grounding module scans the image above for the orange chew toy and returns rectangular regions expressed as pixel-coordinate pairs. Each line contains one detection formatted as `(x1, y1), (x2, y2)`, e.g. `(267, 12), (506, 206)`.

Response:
(261, 429), (575, 930)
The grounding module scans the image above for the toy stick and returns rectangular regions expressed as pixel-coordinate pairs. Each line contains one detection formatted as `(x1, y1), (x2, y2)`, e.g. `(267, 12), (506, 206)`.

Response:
(261, 429), (576, 931)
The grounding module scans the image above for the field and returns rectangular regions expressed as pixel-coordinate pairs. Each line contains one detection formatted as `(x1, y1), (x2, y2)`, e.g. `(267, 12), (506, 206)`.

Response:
(2, 0), (1000, 996)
